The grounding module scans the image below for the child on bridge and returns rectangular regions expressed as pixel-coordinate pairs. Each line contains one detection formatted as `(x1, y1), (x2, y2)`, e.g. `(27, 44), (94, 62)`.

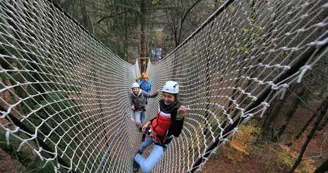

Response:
(139, 73), (151, 104)
(130, 82), (159, 131)
(133, 81), (190, 173)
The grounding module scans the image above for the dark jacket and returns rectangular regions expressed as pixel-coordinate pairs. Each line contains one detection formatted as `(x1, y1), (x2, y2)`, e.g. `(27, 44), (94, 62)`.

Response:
(130, 89), (158, 111)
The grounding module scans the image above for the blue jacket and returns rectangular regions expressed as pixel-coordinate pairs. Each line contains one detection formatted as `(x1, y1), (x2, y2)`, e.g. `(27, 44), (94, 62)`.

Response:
(139, 80), (151, 93)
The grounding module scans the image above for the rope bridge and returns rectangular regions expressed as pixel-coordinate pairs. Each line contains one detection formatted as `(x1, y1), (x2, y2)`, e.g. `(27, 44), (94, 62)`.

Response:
(0, 0), (327, 172)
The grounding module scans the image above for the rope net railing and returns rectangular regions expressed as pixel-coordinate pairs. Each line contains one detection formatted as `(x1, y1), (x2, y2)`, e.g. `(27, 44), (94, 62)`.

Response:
(0, 1), (139, 172)
(146, 0), (327, 172)
(0, 0), (327, 173)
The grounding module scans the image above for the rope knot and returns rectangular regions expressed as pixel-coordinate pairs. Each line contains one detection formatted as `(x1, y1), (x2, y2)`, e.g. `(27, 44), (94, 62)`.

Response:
(232, 127), (238, 140)
(297, 65), (312, 83)
(260, 102), (270, 117)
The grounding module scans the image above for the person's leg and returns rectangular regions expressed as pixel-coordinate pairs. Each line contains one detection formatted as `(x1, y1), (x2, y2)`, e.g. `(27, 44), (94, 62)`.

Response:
(134, 111), (143, 131)
(141, 111), (146, 124)
(135, 144), (166, 173)
(134, 137), (153, 172)
(140, 111), (147, 141)
(138, 136), (153, 153)
(134, 111), (141, 124)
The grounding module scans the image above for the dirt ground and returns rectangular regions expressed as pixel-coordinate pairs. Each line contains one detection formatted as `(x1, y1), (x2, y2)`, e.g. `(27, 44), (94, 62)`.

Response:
(199, 148), (273, 173)
(0, 149), (25, 173)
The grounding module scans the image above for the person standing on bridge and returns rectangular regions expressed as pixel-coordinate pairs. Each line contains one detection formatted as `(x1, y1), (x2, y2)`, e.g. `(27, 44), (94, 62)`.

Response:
(133, 81), (190, 173)
(130, 82), (159, 131)
(139, 73), (151, 104)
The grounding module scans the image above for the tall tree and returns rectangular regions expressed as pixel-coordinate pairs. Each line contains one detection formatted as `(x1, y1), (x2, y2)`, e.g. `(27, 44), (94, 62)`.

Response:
(81, 0), (93, 33)
(318, 113), (328, 131)
(315, 158), (328, 173)
(146, 0), (217, 51)
(289, 96), (328, 173)
(140, 0), (146, 73)
(56, 0), (217, 62)
(163, 0), (202, 47)
(274, 85), (305, 141)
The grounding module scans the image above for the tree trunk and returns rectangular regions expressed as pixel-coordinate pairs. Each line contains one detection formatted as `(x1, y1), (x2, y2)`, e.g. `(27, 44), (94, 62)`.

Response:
(123, 0), (129, 61)
(318, 86), (327, 98)
(261, 96), (281, 138)
(286, 98), (324, 146)
(295, 109), (318, 140)
(274, 86), (305, 141)
(261, 81), (293, 137)
(314, 158), (328, 173)
(140, 0), (146, 73)
(288, 95), (328, 173)
(318, 114), (328, 131)
(176, 0), (202, 46)
(81, 0), (90, 32)
(52, 0), (60, 6)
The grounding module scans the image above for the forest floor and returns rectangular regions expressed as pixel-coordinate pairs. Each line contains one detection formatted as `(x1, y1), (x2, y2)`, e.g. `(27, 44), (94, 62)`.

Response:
(200, 102), (328, 173)
(199, 150), (272, 173)
(0, 148), (25, 173)
(200, 131), (328, 173)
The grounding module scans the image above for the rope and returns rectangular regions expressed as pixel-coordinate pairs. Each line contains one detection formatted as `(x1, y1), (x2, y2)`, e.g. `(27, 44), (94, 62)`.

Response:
(0, 0), (327, 172)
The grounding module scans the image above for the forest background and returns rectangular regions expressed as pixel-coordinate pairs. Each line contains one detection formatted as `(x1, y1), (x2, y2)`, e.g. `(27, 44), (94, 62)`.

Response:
(0, 0), (327, 173)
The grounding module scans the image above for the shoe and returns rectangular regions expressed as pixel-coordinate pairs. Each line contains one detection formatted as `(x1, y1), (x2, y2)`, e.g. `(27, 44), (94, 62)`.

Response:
(133, 158), (140, 172)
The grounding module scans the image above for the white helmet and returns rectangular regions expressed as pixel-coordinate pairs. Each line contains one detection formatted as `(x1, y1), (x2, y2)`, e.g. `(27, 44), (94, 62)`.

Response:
(131, 82), (140, 88)
(162, 81), (179, 94)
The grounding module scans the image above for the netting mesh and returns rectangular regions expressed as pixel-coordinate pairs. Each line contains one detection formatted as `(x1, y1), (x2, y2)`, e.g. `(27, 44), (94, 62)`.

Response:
(0, 0), (327, 173)
(0, 1), (138, 172)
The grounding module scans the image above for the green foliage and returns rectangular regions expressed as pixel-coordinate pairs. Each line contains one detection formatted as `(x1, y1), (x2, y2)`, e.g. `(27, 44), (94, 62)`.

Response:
(0, 38), (82, 172)
(0, 132), (54, 172)
(24, 161), (55, 173)
(58, 0), (219, 59)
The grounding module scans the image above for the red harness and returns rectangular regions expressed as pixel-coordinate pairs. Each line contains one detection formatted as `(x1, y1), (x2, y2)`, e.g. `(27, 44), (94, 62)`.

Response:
(151, 111), (172, 143)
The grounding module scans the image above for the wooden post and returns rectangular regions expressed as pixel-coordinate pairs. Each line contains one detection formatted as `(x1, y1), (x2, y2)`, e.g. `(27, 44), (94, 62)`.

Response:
(139, 57), (148, 74)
